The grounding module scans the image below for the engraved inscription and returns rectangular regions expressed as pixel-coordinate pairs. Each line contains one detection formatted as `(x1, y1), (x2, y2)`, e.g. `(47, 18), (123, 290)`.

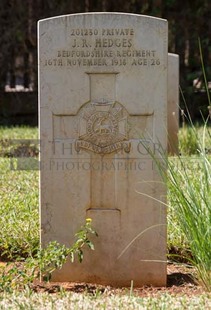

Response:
(70, 28), (134, 36)
(42, 28), (161, 68)
(75, 101), (131, 154)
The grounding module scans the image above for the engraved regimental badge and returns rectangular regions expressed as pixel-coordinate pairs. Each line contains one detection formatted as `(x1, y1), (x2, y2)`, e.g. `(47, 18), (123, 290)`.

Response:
(75, 100), (131, 154)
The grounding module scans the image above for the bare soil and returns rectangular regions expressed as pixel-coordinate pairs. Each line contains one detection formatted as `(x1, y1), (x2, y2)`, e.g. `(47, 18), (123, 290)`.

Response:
(31, 263), (205, 297)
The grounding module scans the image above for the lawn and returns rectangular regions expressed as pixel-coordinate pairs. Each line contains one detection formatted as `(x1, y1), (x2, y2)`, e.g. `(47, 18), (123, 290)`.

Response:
(0, 125), (210, 309)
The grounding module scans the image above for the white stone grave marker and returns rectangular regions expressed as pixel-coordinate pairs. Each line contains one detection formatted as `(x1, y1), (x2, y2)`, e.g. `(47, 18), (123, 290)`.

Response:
(168, 53), (179, 155)
(38, 13), (168, 286)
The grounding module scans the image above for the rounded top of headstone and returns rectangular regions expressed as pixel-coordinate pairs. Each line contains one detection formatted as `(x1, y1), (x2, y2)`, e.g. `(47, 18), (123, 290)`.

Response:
(38, 12), (167, 24)
(168, 53), (179, 58)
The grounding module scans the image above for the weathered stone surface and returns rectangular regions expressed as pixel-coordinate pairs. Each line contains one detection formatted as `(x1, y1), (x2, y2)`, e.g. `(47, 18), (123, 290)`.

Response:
(168, 53), (179, 155)
(38, 13), (168, 287)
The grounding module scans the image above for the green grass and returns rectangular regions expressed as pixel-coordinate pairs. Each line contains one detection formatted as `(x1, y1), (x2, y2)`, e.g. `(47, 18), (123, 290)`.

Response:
(0, 159), (39, 259)
(167, 155), (211, 290)
(178, 124), (211, 155)
(167, 155), (210, 250)
(166, 121), (211, 291)
(167, 154), (211, 283)
(0, 127), (39, 260)
(0, 126), (38, 140)
(0, 290), (210, 309)
(0, 126), (38, 158)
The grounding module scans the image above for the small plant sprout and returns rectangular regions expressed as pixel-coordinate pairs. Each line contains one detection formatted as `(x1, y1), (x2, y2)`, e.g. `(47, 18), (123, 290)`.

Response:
(0, 219), (97, 291)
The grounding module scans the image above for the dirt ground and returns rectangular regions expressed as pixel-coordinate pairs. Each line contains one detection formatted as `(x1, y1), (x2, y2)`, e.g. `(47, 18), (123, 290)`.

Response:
(32, 263), (205, 297)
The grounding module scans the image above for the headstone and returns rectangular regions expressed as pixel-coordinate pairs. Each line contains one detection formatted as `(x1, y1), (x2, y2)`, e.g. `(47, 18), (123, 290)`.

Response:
(168, 53), (179, 155)
(38, 13), (168, 287)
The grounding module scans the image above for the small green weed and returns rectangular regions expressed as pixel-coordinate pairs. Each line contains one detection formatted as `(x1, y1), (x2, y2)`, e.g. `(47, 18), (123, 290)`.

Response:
(0, 219), (97, 292)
